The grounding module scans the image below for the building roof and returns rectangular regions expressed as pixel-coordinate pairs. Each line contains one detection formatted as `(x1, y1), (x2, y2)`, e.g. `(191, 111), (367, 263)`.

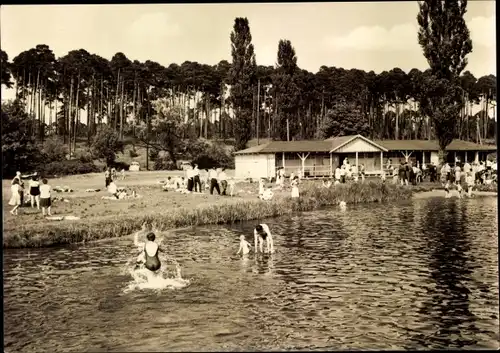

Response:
(329, 134), (388, 153)
(235, 136), (496, 155)
(234, 140), (332, 154)
(373, 139), (497, 151)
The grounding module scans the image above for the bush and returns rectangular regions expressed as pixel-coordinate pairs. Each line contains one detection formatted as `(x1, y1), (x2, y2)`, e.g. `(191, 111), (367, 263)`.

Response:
(149, 148), (160, 161)
(76, 149), (94, 163)
(91, 128), (124, 165)
(129, 149), (139, 158)
(1, 100), (43, 177)
(38, 160), (101, 177)
(154, 157), (177, 171)
(191, 142), (235, 170)
(40, 136), (67, 162)
(109, 161), (130, 171)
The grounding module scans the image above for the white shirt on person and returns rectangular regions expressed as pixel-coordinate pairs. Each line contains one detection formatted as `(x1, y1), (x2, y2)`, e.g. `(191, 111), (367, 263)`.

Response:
(208, 169), (218, 180)
(193, 167), (200, 177)
(335, 168), (341, 180)
(108, 182), (117, 194)
(186, 168), (194, 179)
(40, 184), (51, 198)
(218, 171), (227, 181)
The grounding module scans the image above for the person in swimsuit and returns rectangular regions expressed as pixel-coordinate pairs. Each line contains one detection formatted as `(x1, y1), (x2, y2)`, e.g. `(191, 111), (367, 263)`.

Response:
(135, 232), (163, 272)
(237, 235), (251, 256)
(29, 175), (41, 209)
(254, 224), (275, 254)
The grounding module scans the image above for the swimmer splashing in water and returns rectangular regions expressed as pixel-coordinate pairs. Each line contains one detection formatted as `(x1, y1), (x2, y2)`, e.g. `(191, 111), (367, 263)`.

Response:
(134, 231), (163, 274)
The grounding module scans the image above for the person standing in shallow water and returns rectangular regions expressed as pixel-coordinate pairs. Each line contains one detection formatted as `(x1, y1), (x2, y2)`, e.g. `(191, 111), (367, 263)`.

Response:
(254, 224), (275, 254)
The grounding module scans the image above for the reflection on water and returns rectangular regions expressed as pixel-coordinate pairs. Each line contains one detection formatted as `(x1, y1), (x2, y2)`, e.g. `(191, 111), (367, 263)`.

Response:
(3, 197), (499, 352)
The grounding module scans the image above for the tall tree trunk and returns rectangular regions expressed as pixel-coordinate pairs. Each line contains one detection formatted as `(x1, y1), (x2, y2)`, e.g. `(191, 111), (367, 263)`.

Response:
(395, 100), (399, 140)
(68, 77), (74, 156)
(484, 91), (490, 140)
(114, 69), (121, 131)
(132, 75), (137, 137)
(74, 72), (81, 153)
(120, 78), (125, 140)
(33, 70), (40, 137)
(205, 95), (209, 139)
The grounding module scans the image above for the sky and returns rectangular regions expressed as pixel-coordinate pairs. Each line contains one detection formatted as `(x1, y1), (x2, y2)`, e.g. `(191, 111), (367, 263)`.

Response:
(1, 2), (496, 111)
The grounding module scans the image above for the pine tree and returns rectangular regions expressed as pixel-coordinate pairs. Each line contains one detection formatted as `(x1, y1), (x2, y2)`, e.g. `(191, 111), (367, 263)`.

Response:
(272, 39), (300, 141)
(228, 17), (257, 151)
(417, 0), (473, 160)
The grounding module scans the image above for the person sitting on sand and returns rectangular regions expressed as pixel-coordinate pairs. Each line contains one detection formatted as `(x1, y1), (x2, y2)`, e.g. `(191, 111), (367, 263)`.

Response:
(135, 232), (163, 273)
(262, 186), (274, 201)
(237, 235), (252, 256)
(107, 181), (119, 199)
(254, 224), (275, 254)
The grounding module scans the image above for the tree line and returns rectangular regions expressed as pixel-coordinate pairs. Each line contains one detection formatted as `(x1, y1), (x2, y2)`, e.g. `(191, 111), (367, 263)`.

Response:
(0, 0), (496, 156)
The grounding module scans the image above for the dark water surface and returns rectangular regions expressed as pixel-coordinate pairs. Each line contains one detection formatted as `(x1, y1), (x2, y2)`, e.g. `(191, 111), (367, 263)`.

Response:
(3, 197), (499, 352)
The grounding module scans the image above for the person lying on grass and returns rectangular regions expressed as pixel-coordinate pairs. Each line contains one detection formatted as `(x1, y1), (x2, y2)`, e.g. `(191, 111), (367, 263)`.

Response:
(254, 224), (275, 254)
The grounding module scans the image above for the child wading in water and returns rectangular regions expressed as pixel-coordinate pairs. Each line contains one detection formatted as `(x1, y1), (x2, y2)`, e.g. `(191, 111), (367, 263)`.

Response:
(444, 181), (451, 198)
(40, 178), (52, 216)
(237, 235), (252, 256)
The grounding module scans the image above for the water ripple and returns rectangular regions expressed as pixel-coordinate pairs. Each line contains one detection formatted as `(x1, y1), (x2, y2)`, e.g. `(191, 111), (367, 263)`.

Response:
(3, 197), (498, 352)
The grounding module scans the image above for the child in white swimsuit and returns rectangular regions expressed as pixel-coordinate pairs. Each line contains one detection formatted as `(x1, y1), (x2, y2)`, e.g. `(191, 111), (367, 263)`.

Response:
(237, 235), (251, 256)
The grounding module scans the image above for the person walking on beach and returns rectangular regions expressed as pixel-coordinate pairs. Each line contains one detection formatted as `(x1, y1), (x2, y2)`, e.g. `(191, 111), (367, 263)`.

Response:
(9, 178), (23, 215)
(209, 167), (221, 195)
(193, 164), (202, 192)
(29, 174), (41, 210)
(254, 224), (275, 254)
(219, 168), (228, 195)
(40, 178), (52, 216)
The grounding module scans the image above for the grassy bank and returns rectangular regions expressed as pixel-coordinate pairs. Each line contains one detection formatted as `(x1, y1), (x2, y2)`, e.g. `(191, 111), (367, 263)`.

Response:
(3, 182), (413, 248)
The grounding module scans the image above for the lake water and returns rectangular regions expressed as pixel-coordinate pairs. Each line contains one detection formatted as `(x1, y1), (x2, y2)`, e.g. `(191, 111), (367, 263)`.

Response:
(3, 196), (499, 352)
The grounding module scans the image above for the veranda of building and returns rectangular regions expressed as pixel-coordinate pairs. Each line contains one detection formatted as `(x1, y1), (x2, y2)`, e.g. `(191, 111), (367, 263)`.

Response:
(234, 135), (497, 180)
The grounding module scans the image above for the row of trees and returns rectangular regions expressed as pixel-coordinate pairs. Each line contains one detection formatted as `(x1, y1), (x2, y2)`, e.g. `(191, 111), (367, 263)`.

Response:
(1, 0), (496, 157)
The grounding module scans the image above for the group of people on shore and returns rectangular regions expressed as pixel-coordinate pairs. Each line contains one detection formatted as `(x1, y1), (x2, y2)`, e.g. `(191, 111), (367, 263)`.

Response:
(162, 164), (236, 197)
(9, 171), (53, 216)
